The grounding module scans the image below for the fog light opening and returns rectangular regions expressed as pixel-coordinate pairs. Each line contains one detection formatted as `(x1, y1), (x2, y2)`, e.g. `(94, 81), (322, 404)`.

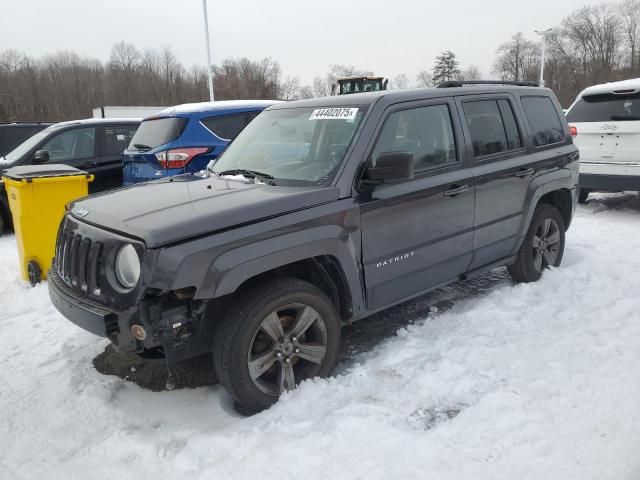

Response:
(131, 324), (147, 341)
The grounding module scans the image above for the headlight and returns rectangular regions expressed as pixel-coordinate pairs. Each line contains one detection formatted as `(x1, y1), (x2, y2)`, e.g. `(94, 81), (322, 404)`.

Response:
(115, 244), (140, 289)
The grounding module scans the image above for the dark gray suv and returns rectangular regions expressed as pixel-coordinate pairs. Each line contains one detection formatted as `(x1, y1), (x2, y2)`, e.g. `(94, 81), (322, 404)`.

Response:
(48, 81), (579, 413)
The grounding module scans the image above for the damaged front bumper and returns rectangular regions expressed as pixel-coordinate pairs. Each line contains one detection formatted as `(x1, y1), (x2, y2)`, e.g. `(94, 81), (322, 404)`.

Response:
(48, 268), (212, 362)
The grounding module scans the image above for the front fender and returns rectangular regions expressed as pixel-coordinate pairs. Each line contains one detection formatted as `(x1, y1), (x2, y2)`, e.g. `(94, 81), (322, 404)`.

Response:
(148, 200), (365, 315)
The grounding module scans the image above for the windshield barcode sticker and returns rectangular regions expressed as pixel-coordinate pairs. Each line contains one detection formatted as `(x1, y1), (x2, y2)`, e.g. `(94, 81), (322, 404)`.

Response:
(309, 108), (358, 120)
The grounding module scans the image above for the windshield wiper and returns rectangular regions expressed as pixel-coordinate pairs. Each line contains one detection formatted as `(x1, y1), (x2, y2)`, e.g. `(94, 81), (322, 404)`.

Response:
(132, 143), (152, 151)
(610, 114), (640, 121)
(216, 169), (276, 185)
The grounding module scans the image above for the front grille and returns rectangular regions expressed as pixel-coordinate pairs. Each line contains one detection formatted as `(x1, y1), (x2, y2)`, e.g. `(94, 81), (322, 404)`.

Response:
(55, 230), (103, 296)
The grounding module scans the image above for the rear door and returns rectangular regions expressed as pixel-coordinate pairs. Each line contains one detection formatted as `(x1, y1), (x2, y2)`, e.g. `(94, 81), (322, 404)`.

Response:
(94, 124), (139, 191)
(359, 99), (475, 310)
(457, 94), (539, 269)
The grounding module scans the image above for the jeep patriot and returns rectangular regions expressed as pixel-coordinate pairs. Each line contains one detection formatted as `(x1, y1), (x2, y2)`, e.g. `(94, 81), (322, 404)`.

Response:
(49, 81), (579, 413)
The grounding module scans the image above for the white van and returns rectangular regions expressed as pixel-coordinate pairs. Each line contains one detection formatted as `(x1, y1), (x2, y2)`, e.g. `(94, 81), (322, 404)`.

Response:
(566, 78), (640, 203)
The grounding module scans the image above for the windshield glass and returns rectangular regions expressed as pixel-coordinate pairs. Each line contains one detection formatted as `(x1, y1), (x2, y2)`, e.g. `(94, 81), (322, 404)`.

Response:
(210, 106), (366, 185)
(1, 129), (52, 165)
(127, 117), (188, 150)
(567, 93), (640, 122)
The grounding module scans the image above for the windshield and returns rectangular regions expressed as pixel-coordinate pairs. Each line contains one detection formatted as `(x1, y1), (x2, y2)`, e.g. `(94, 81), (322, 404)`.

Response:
(210, 106), (366, 185)
(127, 117), (188, 150)
(567, 93), (640, 122)
(0, 129), (52, 166)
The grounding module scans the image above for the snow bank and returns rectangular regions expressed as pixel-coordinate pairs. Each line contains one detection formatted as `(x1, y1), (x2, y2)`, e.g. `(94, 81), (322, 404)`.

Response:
(1, 194), (640, 479)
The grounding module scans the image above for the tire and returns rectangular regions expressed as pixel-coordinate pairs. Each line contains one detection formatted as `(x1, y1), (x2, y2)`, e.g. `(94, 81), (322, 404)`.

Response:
(213, 277), (341, 414)
(507, 204), (565, 283)
(578, 188), (590, 204)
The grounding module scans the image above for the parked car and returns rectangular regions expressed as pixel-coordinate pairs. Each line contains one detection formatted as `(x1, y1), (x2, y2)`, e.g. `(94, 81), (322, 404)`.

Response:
(49, 81), (579, 414)
(122, 100), (279, 184)
(0, 118), (139, 234)
(0, 122), (53, 157)
(566, 78), (640, 203)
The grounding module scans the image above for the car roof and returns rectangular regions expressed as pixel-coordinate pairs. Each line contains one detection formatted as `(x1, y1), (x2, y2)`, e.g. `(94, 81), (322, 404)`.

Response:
(578, 78), (640, 97)
(268, 86), (550, 110)
(45, 118), (141, 131)
(0, 122), (54, 127)
(154, 100), (281, 117)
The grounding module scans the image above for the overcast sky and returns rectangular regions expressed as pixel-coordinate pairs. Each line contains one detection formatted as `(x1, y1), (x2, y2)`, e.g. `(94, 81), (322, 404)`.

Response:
(1, 0), (592, 86)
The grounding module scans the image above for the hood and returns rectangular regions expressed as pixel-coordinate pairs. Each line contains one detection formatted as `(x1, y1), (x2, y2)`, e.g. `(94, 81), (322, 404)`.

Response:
(69, 174), (340, 248)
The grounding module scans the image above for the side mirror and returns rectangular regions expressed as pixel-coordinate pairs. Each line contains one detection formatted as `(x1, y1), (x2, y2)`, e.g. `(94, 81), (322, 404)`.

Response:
(32, 150), (49, 164)
(365, 151), (415, 182)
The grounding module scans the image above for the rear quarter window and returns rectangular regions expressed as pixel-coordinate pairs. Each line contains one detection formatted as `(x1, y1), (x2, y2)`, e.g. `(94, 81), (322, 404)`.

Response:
(201, 112), (255, 140)
(521, 96), (565, 147)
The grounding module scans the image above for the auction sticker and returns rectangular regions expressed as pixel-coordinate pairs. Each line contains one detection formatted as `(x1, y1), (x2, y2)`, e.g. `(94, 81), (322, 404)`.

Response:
(309, 107), (358, 120)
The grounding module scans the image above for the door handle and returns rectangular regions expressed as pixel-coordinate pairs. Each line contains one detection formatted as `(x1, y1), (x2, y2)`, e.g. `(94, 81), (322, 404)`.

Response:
(443, 184), (469, 197)
(515, 168), (535, 178)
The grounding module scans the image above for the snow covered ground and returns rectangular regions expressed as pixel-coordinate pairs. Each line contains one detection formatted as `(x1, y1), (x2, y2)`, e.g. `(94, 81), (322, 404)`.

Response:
(1, 194), (640, 480)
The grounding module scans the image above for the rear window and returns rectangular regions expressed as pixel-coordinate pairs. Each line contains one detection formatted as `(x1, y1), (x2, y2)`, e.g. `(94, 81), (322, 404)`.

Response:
(128, 117), (187, 150)
(521, 96), (564, 147)
(566, 93), (640, 122)
(201, 112), (257, 140)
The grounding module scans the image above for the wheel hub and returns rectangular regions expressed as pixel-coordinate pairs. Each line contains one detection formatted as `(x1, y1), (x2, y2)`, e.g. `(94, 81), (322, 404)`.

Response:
(281, 340), (295, 356)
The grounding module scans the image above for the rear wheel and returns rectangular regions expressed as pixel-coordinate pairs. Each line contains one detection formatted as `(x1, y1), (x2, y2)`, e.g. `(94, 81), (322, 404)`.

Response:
(508, 204), (565, 283)
(578, 188), (590, 204)
(213, 278), (340, 414)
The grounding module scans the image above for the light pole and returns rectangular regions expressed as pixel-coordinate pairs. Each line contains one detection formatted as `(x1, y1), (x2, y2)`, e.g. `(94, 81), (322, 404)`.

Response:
(202, 0), (214, 101)
(535, 28), (553, 87)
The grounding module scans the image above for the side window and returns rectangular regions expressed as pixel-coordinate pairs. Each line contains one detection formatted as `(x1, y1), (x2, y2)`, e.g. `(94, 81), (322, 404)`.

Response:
(41, 127), (96, 161)
(521, 96), (564, 146)
(497, 100), (522, 150)
(372, 104), (458, 172)
(202, 113), (248, 140)
(103, 125), (138, 156)
(463, 100), (510, 157)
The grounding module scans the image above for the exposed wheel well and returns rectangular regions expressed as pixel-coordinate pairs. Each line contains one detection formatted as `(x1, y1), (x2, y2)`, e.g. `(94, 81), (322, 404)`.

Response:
(538, 189), (573, 230)
(233, 256), (353, 323)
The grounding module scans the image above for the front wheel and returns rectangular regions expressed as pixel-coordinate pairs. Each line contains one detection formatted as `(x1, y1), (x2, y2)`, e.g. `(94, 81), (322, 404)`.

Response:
(508, 204), (565, 283)
(213, 278), (341, 414)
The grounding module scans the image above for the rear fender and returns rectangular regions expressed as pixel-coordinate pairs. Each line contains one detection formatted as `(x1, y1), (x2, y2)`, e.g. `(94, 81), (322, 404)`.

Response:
(518, 168), (577, 240)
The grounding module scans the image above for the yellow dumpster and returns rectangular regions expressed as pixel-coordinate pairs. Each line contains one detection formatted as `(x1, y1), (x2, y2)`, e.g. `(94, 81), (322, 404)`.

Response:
(2, 164), (93, 286)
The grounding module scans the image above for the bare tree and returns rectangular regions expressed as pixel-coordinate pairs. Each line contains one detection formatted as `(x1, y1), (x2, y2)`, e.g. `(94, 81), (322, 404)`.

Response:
(393, 73), (409, 89)
(562, 4), (622, 84)
(493, 32), (540, 81)
(621, 0), (640, 74)
(416, 70), (432, 88)
(456, 65), (483, 81)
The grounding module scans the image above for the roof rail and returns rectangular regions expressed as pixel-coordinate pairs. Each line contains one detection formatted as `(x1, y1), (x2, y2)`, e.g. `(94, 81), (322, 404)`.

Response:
(437, 80), (540, 88)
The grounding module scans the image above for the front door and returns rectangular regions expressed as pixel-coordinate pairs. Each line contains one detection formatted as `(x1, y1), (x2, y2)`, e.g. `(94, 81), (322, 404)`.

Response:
(39, 126), (97, 175)
(359, 100), (475, 310)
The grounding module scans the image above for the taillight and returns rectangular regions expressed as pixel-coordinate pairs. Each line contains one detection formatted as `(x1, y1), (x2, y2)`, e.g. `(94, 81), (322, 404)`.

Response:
(569, 125), (578, 138)
(155, 147), (209, 169)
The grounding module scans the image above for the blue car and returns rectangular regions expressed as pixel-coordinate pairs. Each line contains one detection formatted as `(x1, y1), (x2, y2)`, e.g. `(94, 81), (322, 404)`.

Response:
(123, 100), (279, 184)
